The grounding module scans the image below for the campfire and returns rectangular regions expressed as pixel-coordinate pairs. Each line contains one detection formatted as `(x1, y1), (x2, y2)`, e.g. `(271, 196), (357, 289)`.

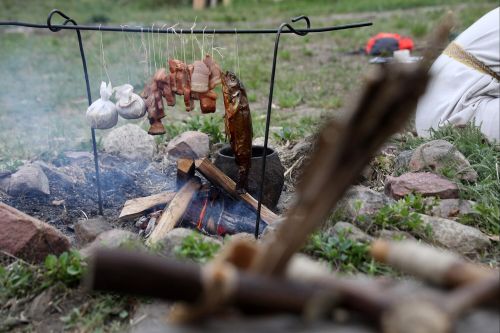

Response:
(119, 157), (280, 242)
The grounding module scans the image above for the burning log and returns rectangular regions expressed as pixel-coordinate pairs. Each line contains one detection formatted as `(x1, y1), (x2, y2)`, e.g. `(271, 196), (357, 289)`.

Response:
(147, 178), (201, 245)
(194, 158), (280, 225)
(176, 158), (195, 190)
(119, 191), (176, 221)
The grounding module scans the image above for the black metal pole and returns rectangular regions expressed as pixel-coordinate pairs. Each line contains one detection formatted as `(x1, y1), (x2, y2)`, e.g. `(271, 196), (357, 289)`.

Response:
(254, 16), (311, 239)
(0, 20), (372, 34)
(47, 10), (104, 215)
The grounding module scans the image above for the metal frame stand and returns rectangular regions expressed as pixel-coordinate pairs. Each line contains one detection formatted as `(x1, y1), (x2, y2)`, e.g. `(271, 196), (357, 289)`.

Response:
(1, 10), (372, 235)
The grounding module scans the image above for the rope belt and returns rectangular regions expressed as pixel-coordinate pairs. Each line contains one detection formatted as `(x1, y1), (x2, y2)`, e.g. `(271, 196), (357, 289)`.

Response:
(443, 42), (500, 81)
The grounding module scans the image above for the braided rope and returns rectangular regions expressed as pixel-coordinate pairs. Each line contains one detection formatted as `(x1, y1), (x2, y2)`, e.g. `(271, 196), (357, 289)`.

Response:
(444, 42), (500, 81)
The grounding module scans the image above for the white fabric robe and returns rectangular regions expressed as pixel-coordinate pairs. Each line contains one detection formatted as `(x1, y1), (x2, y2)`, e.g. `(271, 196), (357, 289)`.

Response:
(415, 7), (500, 142)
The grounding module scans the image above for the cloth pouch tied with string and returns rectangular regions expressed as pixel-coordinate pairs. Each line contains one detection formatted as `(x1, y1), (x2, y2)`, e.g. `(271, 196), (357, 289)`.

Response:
(114, 84), (146, 119)
(86, 81), (118, 129)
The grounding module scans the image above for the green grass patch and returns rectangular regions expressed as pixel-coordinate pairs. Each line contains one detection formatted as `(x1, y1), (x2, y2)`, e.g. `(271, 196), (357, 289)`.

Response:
(360, 194), (434, 238)
(303, 229), (390, 275)
(174, 232), (221, 263)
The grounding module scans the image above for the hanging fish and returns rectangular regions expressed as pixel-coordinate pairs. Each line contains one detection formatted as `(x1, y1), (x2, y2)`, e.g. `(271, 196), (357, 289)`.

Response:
(221, 71), (253, 193)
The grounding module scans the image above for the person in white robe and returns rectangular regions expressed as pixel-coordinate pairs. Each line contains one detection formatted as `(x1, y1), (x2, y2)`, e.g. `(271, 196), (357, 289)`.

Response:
(415, 7), (499, 142)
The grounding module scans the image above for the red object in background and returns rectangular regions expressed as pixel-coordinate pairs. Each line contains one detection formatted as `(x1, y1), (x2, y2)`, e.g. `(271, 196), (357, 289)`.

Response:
(365, 33), (414, 55)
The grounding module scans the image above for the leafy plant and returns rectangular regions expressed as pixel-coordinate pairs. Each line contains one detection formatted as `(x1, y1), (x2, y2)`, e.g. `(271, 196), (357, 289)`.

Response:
(175, 232), (221, 263)
(42, 250), (85, 288)
(0, 251), (86, 302)
(359, 194), (434, 238)
(303, 230), (390, 275)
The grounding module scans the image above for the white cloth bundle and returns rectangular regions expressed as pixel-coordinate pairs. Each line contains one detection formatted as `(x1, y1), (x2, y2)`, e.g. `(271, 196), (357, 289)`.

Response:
(86, 82), (118, 129)
(114, 84), (146, 119)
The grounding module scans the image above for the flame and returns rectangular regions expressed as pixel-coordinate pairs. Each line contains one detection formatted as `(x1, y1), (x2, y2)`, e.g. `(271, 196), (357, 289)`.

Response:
(196, 197), (209, 230)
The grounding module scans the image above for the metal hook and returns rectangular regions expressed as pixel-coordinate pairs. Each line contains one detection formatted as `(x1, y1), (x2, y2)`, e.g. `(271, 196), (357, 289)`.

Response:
(47, 9), (76, 31)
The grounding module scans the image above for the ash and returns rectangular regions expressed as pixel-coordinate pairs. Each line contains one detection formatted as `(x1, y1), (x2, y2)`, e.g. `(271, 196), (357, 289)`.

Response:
(1, 152), (177, 236)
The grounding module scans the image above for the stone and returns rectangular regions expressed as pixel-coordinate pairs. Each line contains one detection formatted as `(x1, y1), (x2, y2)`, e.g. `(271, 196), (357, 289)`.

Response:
(79, 229), (140, 258)
(326, 222), (374, 243)
(336, 186), (394, 221)
(259, 218), (285, 242)
(376, 229), (415, 241)
(409, 140), (478, 182)
(74, 217), (113, 245)
(252, 136), (277, 148)
(4, 164), (50, 196)
(103, 124), (156, 160)
(33, 161), (80, 189)
(0, 202), (70, 262)
(385, 172), (459, 200)
(430, 199), (475, 219)
(165, 131), (209, 160)
(159, 228), (222, 259)
(394, 150), (413, 171)
(418, 214), (490, 255)
(64, 151), (93, 163)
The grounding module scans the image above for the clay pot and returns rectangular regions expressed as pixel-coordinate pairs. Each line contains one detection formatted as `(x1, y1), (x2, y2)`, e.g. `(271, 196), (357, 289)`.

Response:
(214, 145), (284, 209)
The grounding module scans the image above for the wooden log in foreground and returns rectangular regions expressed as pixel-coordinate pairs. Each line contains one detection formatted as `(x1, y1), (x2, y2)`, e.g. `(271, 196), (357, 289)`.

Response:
(371, 240), (497, 288)
(88, 248), (324, 316)
(146, 178), (201, 245)
(194, 158), (280, 225)
(119, 191), (176, 221)
(88, 248), (499, 331)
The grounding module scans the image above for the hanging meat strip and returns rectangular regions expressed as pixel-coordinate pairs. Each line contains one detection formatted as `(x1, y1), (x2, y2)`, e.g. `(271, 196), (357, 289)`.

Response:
(142, 69), (168, 135)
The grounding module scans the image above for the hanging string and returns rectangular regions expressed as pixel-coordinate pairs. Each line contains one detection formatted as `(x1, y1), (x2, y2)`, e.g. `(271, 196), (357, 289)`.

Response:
(234, 28), (240, 78)
(99, 24), (111, 84)
(121, 24), (131, 83)
(151, 23), (157, 73)
(202, 26), (206, 59)
(140, 27), (149, 80)
(211, 29), (215, 58)
(171, 23), (179, 60)
(190, 17), (197, 63)
(181, 29), (186, 64)
(159, 24), (167, 67)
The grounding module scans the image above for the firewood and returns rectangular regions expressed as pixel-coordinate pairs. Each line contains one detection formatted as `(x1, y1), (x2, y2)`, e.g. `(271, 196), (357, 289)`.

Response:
(88, 248), (499, 332)
(119, 192), (176, 221)
(88, 248), (338, 316)
(194, 158), (280, 225)
(146, 178), (201, 245)
(177, 158), (195, 190)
